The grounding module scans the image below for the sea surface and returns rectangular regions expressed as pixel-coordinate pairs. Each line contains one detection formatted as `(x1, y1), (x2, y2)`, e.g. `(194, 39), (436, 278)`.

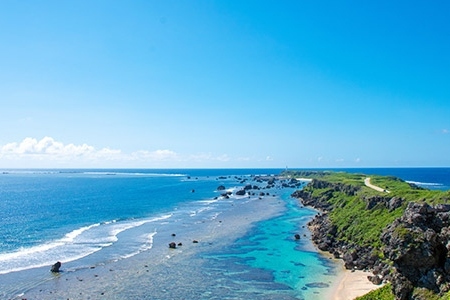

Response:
(0, 168), (448, 299)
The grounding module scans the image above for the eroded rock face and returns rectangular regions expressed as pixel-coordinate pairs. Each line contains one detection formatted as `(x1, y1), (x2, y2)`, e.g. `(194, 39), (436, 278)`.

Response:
(381, 202), (450, 299)
(292, 177), (450, 299)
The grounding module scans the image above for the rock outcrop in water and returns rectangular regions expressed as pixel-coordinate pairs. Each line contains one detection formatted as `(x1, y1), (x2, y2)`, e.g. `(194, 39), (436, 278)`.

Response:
(51, 261), (62, 273)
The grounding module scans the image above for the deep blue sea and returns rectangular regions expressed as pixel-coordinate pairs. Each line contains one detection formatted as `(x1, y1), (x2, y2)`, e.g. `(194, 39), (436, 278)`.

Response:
(0, 168), (449, 299)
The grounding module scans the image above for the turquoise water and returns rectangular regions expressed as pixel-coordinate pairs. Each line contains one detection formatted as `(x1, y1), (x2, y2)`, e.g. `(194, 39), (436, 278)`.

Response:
(206, 190), (336, 299)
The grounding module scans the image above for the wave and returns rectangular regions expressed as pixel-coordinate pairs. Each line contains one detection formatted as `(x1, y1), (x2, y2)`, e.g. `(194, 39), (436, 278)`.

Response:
(0, 214), (172, 275)
(82, 171), (186, 177)
(119, 231), (157, 260)
(406, 180), (444, 187)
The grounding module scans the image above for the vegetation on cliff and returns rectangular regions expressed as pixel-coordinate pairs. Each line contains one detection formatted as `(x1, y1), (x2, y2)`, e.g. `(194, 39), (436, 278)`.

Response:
(283, 170), (450, 300)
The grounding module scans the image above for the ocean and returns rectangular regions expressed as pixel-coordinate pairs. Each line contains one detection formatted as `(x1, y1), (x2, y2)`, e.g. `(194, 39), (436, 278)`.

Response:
(0, 168), (449, 299)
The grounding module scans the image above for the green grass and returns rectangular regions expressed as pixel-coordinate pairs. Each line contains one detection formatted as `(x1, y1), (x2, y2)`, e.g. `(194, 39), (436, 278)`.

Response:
(355, 284), (394, 300)
(283, 170), (450, 248)
(355, 284), (450, 300)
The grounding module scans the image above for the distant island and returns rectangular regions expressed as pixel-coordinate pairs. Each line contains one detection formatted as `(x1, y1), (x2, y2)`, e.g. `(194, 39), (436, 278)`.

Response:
(283, 170), (450, 300)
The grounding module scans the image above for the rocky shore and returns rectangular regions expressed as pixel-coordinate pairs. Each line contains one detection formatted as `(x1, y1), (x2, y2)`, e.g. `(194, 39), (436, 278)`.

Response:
(292, 177), (450, 300)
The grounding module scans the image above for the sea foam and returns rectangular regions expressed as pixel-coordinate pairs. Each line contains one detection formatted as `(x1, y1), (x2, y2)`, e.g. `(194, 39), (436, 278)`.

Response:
(0, 214), (172, 275)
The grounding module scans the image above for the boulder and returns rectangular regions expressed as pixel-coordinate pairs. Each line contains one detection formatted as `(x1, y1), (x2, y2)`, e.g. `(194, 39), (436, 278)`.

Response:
(236, 189), (246, 196)
(368, 275), (382, 285)
(51, 261), (62, 273)
(168, 242), (177, 249)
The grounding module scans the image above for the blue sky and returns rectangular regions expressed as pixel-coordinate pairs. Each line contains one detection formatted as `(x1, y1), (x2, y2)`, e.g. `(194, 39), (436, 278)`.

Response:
(0, 1), (449, 168)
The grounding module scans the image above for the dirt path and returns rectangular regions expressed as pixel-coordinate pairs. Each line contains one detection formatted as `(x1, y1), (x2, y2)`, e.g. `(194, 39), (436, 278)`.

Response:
(364, 178), (390, 193)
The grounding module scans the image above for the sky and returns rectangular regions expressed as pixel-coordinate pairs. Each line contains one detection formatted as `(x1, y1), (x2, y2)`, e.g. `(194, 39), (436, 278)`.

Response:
(0, 1), (449, 168)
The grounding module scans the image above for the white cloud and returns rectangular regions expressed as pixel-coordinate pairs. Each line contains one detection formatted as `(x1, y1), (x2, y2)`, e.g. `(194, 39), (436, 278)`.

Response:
(0, 137), (240, 167)
(442, 129), (449, 134)
(0, 137), (120, 162)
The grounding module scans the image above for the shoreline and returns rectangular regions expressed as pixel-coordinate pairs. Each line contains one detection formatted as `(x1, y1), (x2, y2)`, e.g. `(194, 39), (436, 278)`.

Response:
(306, 208), (381, 300)
(331, 268), (382, 300)
(14, 194), (299, 299)
(10, 193), (344, 300)
(4, 181), (358, 300)
(315, 247), (380, 300)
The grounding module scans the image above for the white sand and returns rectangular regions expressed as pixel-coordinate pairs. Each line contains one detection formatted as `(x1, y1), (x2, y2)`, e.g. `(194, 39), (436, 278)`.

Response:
(331, 268), (382, 300)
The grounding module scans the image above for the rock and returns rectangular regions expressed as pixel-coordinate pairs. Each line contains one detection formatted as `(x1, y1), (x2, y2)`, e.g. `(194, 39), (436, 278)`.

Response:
(391, 273), (413, 300)
(367, 275), (382, 285)
(388, 197), (404, 211)
(168, 242), (177, 249)
(217, 185), (226, 191)
(192, 240), (199, 243)
(294, 234), (301, 240)
(51, 261), (61, 273)
(380, 202), (450, 297)
(235, 189), (246, 196)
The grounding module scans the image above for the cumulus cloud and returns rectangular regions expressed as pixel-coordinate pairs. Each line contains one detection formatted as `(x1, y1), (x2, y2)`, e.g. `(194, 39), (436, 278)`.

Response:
(0, 137), (120, 161)
(0, 137), (235, 167)
(0, 137), (271, 167)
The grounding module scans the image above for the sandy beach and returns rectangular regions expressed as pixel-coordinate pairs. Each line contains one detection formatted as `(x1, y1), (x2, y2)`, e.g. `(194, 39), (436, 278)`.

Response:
(331, 267), (382, 300)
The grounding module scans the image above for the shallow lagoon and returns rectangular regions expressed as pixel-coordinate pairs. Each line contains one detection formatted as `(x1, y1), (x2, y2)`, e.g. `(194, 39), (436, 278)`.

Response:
(0, 170), (339, 299)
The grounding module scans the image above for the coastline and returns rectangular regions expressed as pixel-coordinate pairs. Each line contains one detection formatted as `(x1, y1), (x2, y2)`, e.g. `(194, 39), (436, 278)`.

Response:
(330, 267), (381, 300)
(17, 192), (336, 299)
(316, 248), (380, 300)
(2, 172), (347, 300)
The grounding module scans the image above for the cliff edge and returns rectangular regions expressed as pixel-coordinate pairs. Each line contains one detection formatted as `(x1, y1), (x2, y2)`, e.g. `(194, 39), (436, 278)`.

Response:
(287, 172), (450, 300)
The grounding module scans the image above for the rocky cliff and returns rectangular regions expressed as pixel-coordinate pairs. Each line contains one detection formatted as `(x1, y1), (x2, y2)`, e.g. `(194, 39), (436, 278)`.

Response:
(292, 178), (450, 300)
